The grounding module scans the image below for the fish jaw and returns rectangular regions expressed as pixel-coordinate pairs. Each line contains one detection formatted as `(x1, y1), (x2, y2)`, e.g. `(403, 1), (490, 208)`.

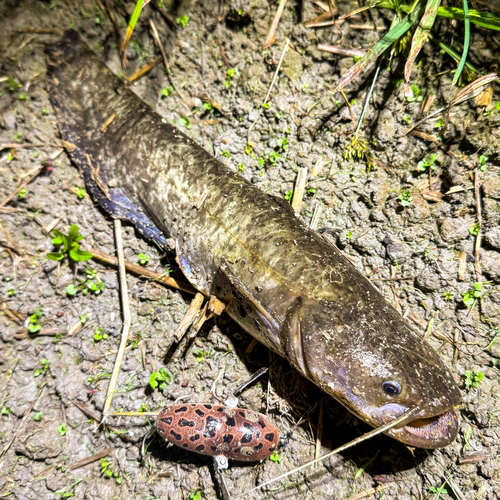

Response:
(393, 408), (459, 449)
(368, 403), (460, 449)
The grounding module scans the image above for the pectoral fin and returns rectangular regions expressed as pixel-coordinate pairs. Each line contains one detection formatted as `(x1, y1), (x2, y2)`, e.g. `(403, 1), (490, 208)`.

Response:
(212, 258), (281, 351)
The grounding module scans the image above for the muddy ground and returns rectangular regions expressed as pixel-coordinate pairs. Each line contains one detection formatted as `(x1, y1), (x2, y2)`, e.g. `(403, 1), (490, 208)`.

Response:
(0, 1), (499, 499)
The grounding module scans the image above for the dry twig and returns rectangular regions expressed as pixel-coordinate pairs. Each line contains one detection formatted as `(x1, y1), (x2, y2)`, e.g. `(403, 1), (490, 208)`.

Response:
(172, 293), (205, 343)
(291, 167), (308, 213)
(127, 56), (163, 82)
(314, 398), (324, 468)
(345, 484), (394, 500)
(103, 220), (132, 416)
(149, 19), (192, 109)
(248, 39), (290, 137)
(474, 168), (482, 283)
(0, 221), (24, 255)
(0, 383), (47, 457)
(89, 247), (195, 294)
(264, 0), (287, 48)
(317, 44), (366, 58)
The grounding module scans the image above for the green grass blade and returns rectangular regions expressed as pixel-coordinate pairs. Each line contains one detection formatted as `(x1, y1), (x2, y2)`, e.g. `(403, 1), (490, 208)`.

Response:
(437, 7), (500, 30)
(338, 4), (422, 90)
(404, 0), (441, 94)
(427, 33), (479, 78)
(388, 3), (500, 30)
(122, 0), (150, 52)
(451, 0), (470, 85)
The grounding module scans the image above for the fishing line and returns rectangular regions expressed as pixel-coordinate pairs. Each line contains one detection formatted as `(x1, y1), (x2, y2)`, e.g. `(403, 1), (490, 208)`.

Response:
(243, 407), (419, 496)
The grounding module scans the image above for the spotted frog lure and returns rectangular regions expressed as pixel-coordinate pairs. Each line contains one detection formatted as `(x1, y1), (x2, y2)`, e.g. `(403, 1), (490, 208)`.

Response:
(46, 31), (462, 449)
(157, 403), (279, 461)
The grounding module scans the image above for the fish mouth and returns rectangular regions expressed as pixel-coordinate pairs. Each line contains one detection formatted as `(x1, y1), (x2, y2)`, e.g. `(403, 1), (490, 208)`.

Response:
(387, 408), (459, 449)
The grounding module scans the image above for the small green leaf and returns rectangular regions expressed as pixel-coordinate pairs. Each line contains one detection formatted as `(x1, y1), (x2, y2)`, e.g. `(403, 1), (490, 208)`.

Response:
(47, 252), (65, 261)
(469, 223), (480, 236)
(176, 15), (189, 28)
(69, 224), (79, 240)
(149, 372), (159, 389)
(57, 423), (67, 436)
(69, 246), (93, 262)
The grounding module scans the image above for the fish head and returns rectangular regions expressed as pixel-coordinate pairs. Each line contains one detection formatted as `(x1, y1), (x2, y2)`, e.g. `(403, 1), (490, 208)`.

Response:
(283, 298), (462, 449)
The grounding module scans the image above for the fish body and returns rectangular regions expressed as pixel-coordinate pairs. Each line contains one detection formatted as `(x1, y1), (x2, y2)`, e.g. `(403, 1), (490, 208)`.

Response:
(46, 31), (461, 449)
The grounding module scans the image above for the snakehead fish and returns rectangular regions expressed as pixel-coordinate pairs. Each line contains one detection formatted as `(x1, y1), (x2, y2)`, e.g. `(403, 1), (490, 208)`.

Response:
(46, 31), (461, 449)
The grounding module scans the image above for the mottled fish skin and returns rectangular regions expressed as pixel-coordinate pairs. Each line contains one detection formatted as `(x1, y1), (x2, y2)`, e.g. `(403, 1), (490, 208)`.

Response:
(46, 31), (462, 449)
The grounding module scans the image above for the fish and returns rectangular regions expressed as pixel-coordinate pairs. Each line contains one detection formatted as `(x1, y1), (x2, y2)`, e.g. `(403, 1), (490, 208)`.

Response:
(45, 31), (461, 449)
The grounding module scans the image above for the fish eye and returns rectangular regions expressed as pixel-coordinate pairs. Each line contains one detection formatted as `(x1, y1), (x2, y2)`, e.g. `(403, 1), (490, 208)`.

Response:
(382, 381), (401, 396)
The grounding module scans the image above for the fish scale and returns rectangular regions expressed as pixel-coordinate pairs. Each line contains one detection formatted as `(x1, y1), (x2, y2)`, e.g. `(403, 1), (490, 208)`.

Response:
(46, 30), (461, 449)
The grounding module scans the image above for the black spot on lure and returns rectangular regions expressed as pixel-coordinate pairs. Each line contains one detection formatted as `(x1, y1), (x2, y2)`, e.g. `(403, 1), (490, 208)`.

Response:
(46, 31), (461, 449)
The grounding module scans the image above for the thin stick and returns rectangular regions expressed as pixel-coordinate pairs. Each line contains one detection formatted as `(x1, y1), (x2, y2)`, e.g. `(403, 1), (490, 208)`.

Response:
(100, 113), (116, 133)
(453, 327), (460, 365)
(0, 167), (42, 207)
(354, 59), (382, 138)
(103, 220), (131, 416)
(339, 88), (357, 128)
(0, 143), (62, 150)
(345, 484), (394, 500)
(402, 106), (446, 136)
(176, 302), (212, 360)
(410, 130), (457, 159)
(73, 402), (134, 442)
(304, 12), (335, 28)
(244, 407), (418, 495)
(0, 221), (24, 255)
(149, 19), (192, 109)
(457, 251), (467, 281)
(127, 56), (162, 82)
(0, 382), (47, 457)
(103, 0), (124, 68)
(42, 217), (61, 235)
(151, 0), (176, 29)
(1, 303), (24, 325)
(291, 167), (308, 213)
(108, 411), (159, 417)
(172, 293), (205, 342)
(89, 247), (196, 294)
(69, 447), (116, 471)
(314, 398), (324, 468)
(474, 167), (482, 283)
(140, 340), (146, 370)
(248, 39), (290, 137)
(0, 148), (64, 207)
(245, 338), (259, 354)
(264, 39), (290, 105)
(264, 0), (288, 48)
(309, 203), (322, 230)
(318, 45), (366, 58)
(32, 446), (114, 479)
(69, 312), (92, 336)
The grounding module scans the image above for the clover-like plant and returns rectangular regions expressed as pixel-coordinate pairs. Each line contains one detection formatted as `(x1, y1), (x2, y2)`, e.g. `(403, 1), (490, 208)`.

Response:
(47, 224), (93, 262)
